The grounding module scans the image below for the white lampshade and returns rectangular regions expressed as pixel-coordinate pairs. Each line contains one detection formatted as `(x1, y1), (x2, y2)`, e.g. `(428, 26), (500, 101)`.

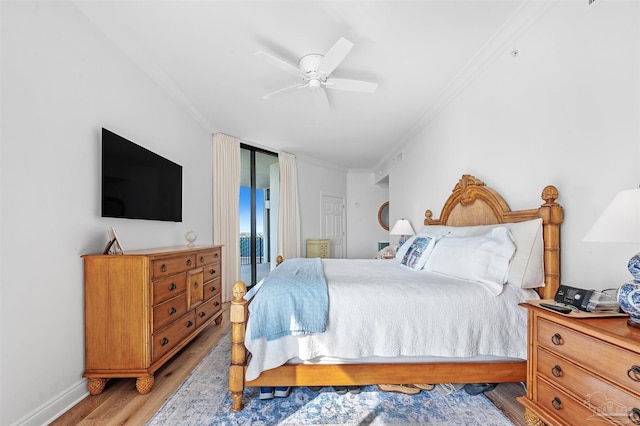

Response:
(390, 219), (415, 236)
(583, 188), (640, 243)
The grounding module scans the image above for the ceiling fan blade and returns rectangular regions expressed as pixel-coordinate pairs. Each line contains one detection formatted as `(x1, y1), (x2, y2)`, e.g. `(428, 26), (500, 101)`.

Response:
(262, 83), (305, 100)
(324, 78), (377, 93)
(311, 87), (330, 109)
(317, 37), (353, 78)
(255, 51), (301, 77)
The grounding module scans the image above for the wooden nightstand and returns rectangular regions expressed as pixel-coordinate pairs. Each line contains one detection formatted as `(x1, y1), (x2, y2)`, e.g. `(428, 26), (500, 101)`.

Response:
(518, 303), (640, 426)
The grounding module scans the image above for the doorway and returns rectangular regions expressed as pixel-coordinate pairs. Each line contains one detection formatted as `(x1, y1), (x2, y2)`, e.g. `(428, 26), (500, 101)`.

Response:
(321, 194), (345, 258)
(240, 144), (279, 287)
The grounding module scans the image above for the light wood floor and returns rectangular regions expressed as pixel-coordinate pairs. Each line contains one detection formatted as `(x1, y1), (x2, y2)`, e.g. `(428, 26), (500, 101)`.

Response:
(52, 303), (525, 425)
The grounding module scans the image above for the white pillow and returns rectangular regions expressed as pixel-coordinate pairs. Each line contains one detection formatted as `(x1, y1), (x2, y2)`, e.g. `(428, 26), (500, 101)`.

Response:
(399, 235), (438, 270)
(419, 219), (544, 289)
(424, 227), (516, 295)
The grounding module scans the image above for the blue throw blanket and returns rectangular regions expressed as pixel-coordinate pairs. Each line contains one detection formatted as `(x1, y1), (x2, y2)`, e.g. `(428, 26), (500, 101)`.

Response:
(249, 258), (328, 341)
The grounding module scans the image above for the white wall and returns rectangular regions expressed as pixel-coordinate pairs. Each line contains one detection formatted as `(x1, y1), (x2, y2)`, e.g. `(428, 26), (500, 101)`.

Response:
(346, 171), (389, 258)
(296, 157), (347, 257)
(386, 0), (639, 292)
(1, 3), (213, 425)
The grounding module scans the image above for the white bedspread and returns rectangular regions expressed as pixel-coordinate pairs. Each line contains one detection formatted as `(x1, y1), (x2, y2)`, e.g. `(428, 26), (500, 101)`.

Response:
(245, 259), (539, 381)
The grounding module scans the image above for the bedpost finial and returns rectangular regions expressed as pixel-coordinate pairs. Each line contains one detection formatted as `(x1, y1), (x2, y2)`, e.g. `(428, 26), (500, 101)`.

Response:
(232, 281), (247, 303)
(425, 209), (433, 221)
(541, 185), (559, 205)
(276, 255), (284, 265)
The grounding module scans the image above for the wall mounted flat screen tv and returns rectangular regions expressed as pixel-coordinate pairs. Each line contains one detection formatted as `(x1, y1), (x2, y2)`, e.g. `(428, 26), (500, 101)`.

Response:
(102, 128), (182, 222)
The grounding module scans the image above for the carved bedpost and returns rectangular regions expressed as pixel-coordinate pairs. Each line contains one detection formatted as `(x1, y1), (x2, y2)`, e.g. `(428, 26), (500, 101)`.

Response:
(538, 185), (563, 300)
(229, 280), (248, 412)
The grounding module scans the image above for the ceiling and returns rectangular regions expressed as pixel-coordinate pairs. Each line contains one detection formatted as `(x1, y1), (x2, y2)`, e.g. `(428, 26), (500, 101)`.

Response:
(75, 0), (529, 170)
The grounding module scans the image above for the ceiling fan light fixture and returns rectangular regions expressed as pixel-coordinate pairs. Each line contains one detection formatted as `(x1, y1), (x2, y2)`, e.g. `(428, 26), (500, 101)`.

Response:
(308, 79), (322, 90)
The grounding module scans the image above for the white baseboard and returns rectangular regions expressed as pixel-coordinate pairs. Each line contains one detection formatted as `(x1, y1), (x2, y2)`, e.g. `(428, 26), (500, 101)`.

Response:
(11, 379), (88, 426)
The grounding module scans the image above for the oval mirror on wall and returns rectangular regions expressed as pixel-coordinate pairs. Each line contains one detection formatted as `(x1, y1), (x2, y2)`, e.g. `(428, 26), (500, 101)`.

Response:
(378, 201), (389, 231)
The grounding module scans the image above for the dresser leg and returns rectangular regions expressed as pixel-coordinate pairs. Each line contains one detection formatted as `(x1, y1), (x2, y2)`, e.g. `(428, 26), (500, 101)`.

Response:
(524, 407), (546, 426)
(136, 375), (155, 394)
(87, 378), (107, 395)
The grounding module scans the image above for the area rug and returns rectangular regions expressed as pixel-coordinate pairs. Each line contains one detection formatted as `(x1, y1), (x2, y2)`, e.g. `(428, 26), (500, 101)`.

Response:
(147, 332), (515, 425)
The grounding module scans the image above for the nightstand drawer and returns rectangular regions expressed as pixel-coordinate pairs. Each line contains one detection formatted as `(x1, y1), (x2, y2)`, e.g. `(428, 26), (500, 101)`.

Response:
(537, 317), (640, 395)
(537, 347), (640, 410)
(536, 378), (595, 425)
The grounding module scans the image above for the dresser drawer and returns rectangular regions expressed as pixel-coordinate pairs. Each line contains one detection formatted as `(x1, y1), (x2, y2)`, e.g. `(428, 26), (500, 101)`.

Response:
(537, 347), (640, 412)
(203, 261), (221, 282)
(153, 274), (187, 305)
(197, 248), (221, 267)
(537, 317), (640, 395)
(196, 294), (222, 327)
(536, 378), (596, 425)
(153, 311), (196, 361)
(152, 255), (196, 279)
(204, 276), (221, 301)
(153, 294), (188, 331)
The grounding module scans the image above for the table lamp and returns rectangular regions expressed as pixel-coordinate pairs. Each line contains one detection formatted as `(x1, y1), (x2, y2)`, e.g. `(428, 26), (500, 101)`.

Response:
(390, 218), (415, 247)
(583, 188), (640, 328)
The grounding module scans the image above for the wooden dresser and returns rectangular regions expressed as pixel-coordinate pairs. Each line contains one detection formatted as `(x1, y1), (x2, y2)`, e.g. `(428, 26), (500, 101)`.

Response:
(518, 303), (640, 426)
(82, 245), (224, 395)
(306, 238), (330, 258)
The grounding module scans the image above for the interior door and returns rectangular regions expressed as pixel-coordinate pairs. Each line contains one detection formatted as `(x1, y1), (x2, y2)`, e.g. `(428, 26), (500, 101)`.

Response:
(321, 194), (345, 258)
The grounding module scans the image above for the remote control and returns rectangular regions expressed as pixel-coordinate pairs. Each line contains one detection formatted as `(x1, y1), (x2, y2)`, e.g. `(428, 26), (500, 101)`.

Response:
(540, 303), (572, 314)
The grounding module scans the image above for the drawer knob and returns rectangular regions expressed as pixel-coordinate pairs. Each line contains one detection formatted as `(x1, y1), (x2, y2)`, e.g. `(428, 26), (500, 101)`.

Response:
(210, 286), (216, 293)
(194, 282), (199, 288)
(551, 365), (563, 378)
(169, 283), (177, 291)
(187, 259), (192, 266)
(169, 307), (177, 315)
(200, 256), (205, 262)
(628, 365), (640, 382)
(551, 333), (563, 346)
(161, 264), (167, 272)
(199, 312), (206, 318)
(551, 397), (562, 411)
(187, 320), (194, 327)
(210, 269), (215, 275)
(214, 301), (220, 307)
(628, 408), (640, 425)
(161, 337), (169, 346)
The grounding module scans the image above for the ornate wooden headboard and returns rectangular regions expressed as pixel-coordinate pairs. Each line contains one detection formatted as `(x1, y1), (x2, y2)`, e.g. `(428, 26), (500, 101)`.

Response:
(424, 174), (563, 299)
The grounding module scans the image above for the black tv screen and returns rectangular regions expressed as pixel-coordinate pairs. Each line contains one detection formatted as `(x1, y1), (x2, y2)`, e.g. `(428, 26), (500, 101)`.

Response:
(102, 128), (182, 222)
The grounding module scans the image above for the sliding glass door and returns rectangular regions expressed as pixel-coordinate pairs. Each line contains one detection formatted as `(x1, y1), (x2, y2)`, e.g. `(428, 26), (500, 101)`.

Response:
(240, 144), (279, 288)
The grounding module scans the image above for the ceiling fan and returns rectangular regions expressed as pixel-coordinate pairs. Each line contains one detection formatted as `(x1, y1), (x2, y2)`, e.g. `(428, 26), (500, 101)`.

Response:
(255, 37), (378, 103)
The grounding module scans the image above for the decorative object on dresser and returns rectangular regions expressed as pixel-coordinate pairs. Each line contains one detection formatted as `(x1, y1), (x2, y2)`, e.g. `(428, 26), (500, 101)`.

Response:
(306, 238), (330, 258)
(184, 229), (198, 247)
(518, 303), (640, 426)
(583, 187), (640, 328)
(389, 218), (414, 246)
(82, 245), (223, 395)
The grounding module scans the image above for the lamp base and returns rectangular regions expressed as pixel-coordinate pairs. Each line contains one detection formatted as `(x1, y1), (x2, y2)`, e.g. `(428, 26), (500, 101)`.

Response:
(618, 281), (640, 328)
(628, 319), (640, 329)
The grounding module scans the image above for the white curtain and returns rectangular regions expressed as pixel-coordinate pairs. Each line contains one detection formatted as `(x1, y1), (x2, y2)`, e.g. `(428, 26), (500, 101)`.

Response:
(278, 151), (301, 259)
(212, 133), (240, 302)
